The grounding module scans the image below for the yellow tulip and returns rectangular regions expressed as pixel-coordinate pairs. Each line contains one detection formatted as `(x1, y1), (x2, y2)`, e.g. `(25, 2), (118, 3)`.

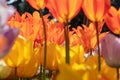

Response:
(39, 43), (59, 70)
(56, 45), (85, 64)
(85, 56), (117, 80)
(101, 60), (116, 80)
(17, 55), (39, 78)
(57, 63), (100, 80)
(4, 35), (40, 78)
(4, 35), (33, 67)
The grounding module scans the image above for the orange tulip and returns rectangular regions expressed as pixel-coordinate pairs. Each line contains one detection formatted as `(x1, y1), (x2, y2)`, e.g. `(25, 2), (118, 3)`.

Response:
(8, 11), (65, 48)
(105, 6), (120, 35)
(69, 32), (83, 46)
(8, 11), (44, 40)
(73, 22), (105, 53)
(26, 0), (45, 10)
(82, 0), (111, 22)
(45, 0), (83, 23)
(46, 21), (65, 45)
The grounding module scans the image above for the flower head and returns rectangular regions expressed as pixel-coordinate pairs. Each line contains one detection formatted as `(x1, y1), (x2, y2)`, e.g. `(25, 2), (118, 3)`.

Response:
(17, 54), (39, 78)
(0, 25), (19, 59)
(4, 35), (34, 67)
(101, 32), (120, 67)
(57, 62), (101, 80)
(73, 22), (105, 53)
(27, 0), (45, 10)
(56, 45), (85, 64)
(82, 0), (111, 22)
(105, 6), (120, 34)
(0, 0), (15, 26)
(45, 0), (83, 22)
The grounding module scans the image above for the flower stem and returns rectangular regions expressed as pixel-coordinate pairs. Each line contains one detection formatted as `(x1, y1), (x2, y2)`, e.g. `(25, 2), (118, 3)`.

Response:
(14, 67), (17, 80)
(117, 67), (119, 80)
(39, 9), (47, 80)
(64, 21), (70, 64)
(95, 22), (101, 72)
(89, 48), (93, 56)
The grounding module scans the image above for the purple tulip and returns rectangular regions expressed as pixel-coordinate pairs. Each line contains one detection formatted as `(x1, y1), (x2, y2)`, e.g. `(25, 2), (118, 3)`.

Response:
(0, 0), (19, 59)
(101, 32), (120, 67)
(0, 25), (19, 59)
(0, 0), (15, 27)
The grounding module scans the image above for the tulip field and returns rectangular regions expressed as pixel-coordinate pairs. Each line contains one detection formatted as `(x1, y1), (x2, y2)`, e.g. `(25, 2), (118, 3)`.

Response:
(0, 0), (120, 80)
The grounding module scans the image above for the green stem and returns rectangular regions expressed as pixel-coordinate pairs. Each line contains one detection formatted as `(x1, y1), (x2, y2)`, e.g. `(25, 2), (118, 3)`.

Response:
(39, 9), (47, 80)
(89, 48), (93, 56)
(64, 21), (70, 64)
(40, 65), (42, 74)
(95, 22), (101, 72)
(117, 67), (119, 80)
(14, 67), (17, 80)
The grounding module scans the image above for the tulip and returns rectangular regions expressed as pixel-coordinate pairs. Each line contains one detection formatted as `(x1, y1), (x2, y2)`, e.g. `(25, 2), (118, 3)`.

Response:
(0, 0), (15, 27)
(45, 0), (83, 23)
(69, 32), (83, 46)
(85, 56), (116, 80)
(0, 25), (19, 59)
(0, 0), (19, 59)
(57, 63), (100, 80)
(101, 32), (120, 68)
(39, 44), (85, 70)
(105, 6), (120, 35)
(72, 22), (105, 53)
(46, 22), (65, 45)
(17, 54), (39, 78)
(56, 45), (85, 64)
(4, 35), (33, 67)
(8, 11), (44, 40)
(4, 35), (40, 78)
(101, 59), (116, 80)
(26, 0), (45, 10)
(82, 0), (111, 71)
(45, 0), (83, 65)
(26, 1), (47, 78)
(39, 43), (59, 70)
(82, 0), (111, 22)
